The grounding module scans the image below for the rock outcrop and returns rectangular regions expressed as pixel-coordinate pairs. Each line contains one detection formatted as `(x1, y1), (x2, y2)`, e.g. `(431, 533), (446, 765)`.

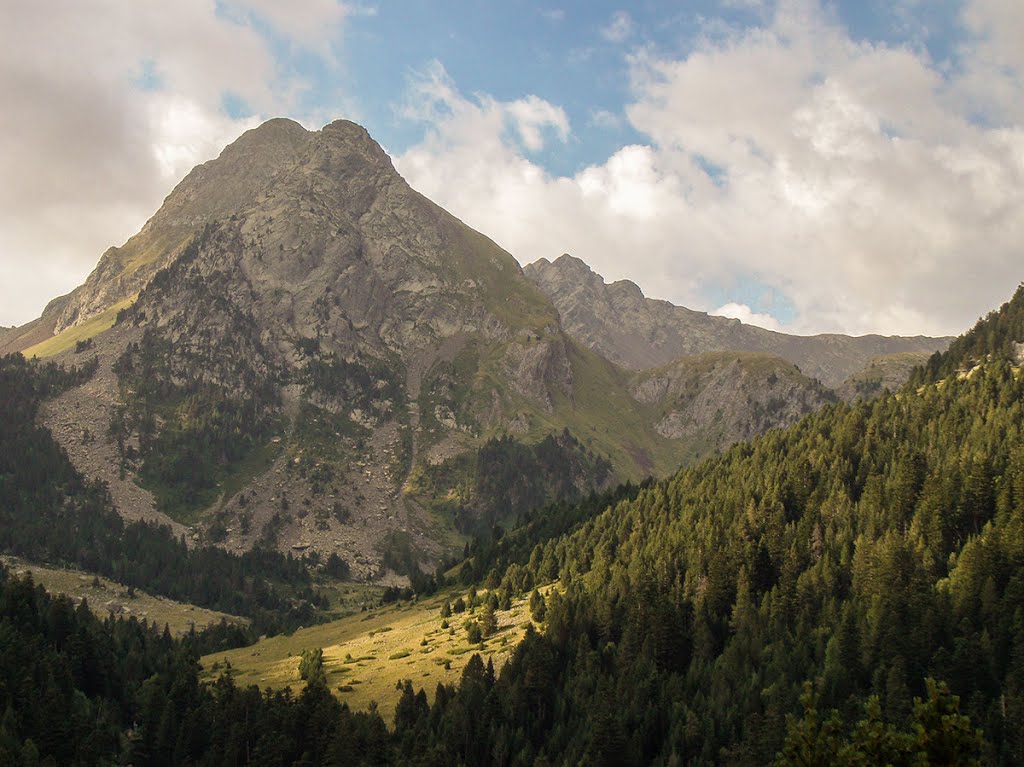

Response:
(631, 352), (834, 449)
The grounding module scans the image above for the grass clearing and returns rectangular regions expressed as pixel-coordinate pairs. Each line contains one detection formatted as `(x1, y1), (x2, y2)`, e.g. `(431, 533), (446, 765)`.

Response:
(201, 586), (540, 722)
(23, 296), (136, 359)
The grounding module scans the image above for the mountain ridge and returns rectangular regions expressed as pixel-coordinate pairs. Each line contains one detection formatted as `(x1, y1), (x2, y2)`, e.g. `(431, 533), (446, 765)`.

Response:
(4, 119), (689, 573)
(524, 253), (951, 388)
(1, 117), (947, 573)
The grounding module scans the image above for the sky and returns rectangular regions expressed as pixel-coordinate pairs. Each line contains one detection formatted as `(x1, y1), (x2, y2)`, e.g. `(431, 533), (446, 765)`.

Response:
(2, 1), (1023, 337)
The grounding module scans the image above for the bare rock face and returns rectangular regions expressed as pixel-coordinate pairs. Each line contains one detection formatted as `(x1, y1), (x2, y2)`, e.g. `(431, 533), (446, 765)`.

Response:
(524, 254), (952, 389)
(53, 119), (311, 334)
(632, 352), (835, 449)
(502, 338), (574, 411)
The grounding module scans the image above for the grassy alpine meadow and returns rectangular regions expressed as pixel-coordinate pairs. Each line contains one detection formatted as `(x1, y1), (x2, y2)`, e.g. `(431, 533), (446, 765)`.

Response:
(201, 585), (544, 722)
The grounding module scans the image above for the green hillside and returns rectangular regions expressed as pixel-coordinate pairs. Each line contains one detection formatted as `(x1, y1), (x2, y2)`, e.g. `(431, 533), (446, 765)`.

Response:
(189, 287), (1024, 763)
(400, 286), (1024, 764)
(4, 281), (1015, 762)
(201, 584), (545, 722)
(21, 296), (135, 359)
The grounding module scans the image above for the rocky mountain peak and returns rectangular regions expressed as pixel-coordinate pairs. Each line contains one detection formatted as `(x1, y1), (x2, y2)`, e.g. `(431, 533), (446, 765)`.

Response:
(232, 116), (308, 147)
(550, 253), (595, 275)
(527, 253), (664, 313)
(529, 253), (608, 293)
(47, 118), (414, 337)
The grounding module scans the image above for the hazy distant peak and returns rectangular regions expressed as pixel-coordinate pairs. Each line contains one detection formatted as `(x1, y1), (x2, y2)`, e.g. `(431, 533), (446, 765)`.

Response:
(525, 254), (951, 387)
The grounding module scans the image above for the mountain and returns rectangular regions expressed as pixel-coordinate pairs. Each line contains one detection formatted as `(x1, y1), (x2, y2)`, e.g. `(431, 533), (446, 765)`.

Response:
(524, 254), (951, 388)
(11, 278), (1010, 767)
(12, 118), (623, 574)
(0, 119), (901, 576)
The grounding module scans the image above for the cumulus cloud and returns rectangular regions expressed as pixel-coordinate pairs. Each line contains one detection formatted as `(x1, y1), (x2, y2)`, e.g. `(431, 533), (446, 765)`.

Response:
(711, 303), (783, 332)
(0, 0), (350, 326)
(402, 62), (570, 155)
(506, 96), (571, 151)
(396, 0), (1024, 336)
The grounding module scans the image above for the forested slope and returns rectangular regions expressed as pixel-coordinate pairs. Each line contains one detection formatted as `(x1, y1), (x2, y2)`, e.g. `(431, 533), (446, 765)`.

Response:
(414, 283), (1024, 764)
(6, 285), (1024, 764)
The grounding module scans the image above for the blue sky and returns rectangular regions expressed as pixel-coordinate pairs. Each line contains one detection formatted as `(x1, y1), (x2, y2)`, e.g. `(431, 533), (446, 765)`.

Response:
(338, 1), (960, 176)
(2, 1), (1023, 336)
(336, 1), (967, 171)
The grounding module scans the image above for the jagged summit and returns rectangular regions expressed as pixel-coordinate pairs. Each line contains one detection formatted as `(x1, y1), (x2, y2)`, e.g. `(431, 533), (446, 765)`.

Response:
(524, 254), (951, 387)
(46, 118), (413, 337)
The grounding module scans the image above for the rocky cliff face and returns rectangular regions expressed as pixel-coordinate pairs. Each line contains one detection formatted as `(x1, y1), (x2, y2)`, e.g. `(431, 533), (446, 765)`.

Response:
(631, 352), (834, 449)
(524, 254), (951, 388)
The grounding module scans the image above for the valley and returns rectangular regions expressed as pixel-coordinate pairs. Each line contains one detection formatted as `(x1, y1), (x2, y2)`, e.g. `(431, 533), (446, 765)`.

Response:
(0, 116), (1012, 766)
(6, 1), (1024, 763)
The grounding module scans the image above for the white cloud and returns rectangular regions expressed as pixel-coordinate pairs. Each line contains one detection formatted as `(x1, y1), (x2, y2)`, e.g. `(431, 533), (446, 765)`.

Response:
(0, 0), (350, 326)
(506, 96), (570, 151)
(711, 303), (783, 332)
(402, 62), (570, 155)
(602, 11), (635, 43)
(396, 1), (1024, 337)
(222, 0), (349, 58)
(956, 0), (1024, 125)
